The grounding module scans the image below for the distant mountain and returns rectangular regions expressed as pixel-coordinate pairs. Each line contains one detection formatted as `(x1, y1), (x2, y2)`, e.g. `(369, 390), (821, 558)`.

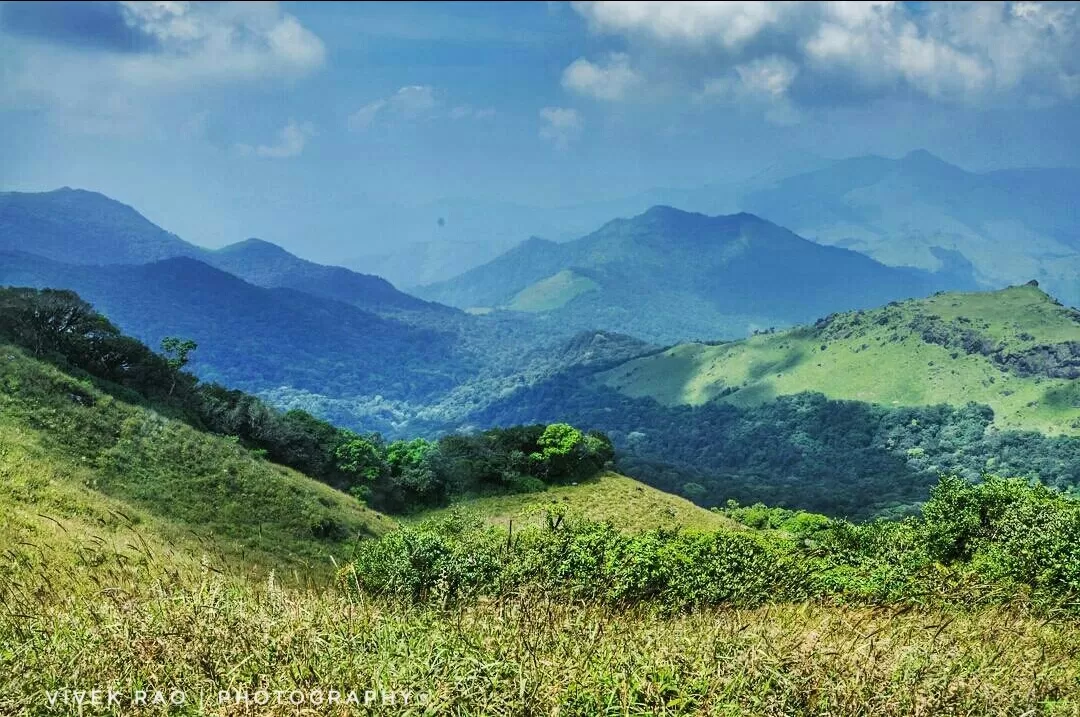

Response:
(417, 206), (970, 344)
(334, 154), (833, 288)
(0, 188), (435, 315)
(0, 251), (471, 405)
(208, 238), (441, 314)
(0, 187), (196, 264)
(0, 188), (661, 435)
(739, 150), (1080, 306)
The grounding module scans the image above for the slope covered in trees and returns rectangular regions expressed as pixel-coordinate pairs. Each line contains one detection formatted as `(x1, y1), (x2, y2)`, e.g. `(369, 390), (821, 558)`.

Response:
(0, 252), (470, 406)
(0, 286), (614, 518)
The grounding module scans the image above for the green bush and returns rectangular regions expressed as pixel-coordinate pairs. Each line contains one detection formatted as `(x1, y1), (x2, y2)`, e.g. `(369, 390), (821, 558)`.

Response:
(345, 474), (1080, 612)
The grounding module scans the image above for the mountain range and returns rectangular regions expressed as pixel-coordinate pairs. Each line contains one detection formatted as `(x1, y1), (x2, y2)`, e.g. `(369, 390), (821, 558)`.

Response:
(740, 150), (1080, 306)
(417, 205), (970, 343)
(0, 188), (438, 316)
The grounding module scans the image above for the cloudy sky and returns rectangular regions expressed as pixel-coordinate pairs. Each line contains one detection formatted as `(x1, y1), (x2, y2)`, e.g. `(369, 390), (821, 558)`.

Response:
(2, 1), (1079, 260)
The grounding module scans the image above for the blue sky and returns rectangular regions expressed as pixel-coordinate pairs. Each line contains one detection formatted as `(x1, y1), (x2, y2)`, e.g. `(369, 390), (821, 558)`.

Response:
(2, 1), (1079, 262)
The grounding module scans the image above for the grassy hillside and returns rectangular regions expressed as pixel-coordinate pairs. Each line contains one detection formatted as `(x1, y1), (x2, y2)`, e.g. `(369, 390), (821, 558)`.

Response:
(0, 342), (394, 571)
(3, 316), (1080, 713)
(412, 472), (737, 533)
(505, 269), (599, 312)
(600, 285), (1080, 436)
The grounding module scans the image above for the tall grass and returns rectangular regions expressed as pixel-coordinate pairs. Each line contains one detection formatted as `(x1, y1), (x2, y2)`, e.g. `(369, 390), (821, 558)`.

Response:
(3, 521), (1080, 716)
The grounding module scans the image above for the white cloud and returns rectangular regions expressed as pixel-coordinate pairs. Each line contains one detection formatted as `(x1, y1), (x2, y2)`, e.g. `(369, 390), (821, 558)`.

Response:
(562, 52), (643, 101)
(736, 55), (799, 99)
(112, 1), (325, 85)
(0, 2), (326, 135)
(349, 85), (495, 130)
(573, 1), (791, 49)
(349, 85), (436, 130)
(236, 120), (315, 159)
(539, 106), (583, 149)
(571, 1), (1080, 106)
(348, 99), (389, 131)
(698, 56), (802, 125)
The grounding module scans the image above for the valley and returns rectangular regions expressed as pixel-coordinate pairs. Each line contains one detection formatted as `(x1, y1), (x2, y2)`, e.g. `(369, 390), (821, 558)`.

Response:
(3, 187), (1080, 522)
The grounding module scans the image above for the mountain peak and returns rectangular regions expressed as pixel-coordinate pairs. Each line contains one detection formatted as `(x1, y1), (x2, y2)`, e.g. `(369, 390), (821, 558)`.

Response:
(639, 205), (702, 221)
(218, 237), (293, 258)
(899, 149), (958, 171)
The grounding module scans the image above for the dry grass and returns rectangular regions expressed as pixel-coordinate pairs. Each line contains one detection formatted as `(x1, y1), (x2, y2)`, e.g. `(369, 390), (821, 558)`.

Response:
(3, 520), (1080, 716)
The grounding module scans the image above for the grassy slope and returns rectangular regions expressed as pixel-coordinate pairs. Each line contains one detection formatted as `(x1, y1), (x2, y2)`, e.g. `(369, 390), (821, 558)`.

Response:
(413, 472), (738, 533)
(599, 285), (1080, 435)
(505, 269), (599, 313)
(0, 344), (395, 573)
(7, 569), (1079, 716)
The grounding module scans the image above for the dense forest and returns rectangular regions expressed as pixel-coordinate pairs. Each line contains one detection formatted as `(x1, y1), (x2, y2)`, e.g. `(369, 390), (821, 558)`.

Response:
(475, 373), (1080, 518)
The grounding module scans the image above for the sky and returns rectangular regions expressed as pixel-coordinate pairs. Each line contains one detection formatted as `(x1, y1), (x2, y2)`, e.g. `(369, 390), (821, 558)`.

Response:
(2, 1), (1080, 262)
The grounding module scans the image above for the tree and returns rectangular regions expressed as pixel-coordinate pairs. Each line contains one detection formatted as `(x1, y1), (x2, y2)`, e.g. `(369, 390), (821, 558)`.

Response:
(0, 288), (116, 359)
(160, 336), (197, 396)
(335, 433), (388, 488)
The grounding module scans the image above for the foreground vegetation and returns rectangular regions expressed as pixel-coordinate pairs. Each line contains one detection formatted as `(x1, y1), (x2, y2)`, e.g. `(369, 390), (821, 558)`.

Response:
(346, 475), (1080, 612)
(3, 506), (1080, 716)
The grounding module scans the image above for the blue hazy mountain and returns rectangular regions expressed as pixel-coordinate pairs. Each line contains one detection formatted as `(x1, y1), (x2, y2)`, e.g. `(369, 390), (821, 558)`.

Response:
(417, 205), (972, 343)
(0, 188), (435, 314)
(739, 150), (1080, 306)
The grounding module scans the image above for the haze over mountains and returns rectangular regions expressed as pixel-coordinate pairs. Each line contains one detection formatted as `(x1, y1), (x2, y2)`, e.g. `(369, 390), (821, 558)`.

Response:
(0, 188), (437, 316)
(341, 150), (1079, 308)
(418, 205), (969, 343)
(741, 150), (1080, 306)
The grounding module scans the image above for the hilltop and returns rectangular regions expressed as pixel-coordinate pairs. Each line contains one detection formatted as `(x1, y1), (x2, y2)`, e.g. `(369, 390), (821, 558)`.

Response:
(411, 472), (738, 533)
(598, 284), (1080, 436)
(418, 206), (966, 343)
(464, 285), (1080, 517)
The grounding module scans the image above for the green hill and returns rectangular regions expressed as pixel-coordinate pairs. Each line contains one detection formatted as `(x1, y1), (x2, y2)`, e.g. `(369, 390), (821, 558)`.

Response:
(412, 472), (738, 533)
(505, 269), (599, 313)
(0, 341), (394, 572)
(598, 284), (1080, 436)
